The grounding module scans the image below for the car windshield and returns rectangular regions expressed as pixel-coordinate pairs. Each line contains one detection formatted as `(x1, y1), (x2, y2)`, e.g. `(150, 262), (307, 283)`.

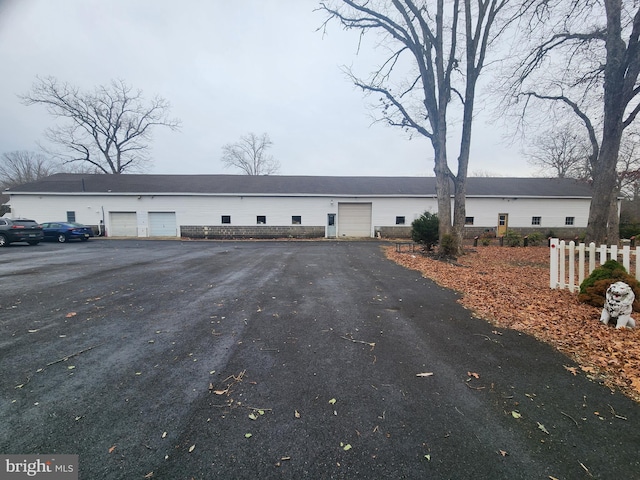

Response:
(66, 222), (85, 227)
(13, 220), (38, 226)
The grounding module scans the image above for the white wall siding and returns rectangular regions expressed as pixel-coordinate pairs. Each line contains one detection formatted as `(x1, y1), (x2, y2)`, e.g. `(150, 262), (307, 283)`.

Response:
(465, 198), (589, 229)
(8, 193), (592, 238)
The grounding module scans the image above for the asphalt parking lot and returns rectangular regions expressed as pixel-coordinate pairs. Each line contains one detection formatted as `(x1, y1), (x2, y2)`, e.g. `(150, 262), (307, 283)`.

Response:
(1, 239), (639, 479)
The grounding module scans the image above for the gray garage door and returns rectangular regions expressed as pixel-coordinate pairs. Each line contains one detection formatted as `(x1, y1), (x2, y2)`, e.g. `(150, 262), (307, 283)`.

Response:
(338, 203), (372, 237)
(149, 212), (177, 237)
(109, 212), (137, 237)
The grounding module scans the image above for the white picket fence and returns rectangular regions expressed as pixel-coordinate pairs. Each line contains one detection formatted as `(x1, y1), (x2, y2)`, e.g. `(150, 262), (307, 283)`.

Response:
(549, 238), (640, 292)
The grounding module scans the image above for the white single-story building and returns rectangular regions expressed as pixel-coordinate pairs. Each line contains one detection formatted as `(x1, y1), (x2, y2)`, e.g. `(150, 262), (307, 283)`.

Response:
(4, 174), (596, 239)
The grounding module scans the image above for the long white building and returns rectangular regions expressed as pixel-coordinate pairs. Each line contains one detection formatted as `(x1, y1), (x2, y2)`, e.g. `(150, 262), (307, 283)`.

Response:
(4, 174), (595, 239)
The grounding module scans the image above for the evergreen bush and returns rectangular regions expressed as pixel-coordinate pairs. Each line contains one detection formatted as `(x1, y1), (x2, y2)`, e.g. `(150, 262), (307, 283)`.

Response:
(439, 234), (458, 256)
(411, 212), (439, 250)
(578, 260), (640, 310)
(526, 232), (545, 246)
(504, 229), (522, 247)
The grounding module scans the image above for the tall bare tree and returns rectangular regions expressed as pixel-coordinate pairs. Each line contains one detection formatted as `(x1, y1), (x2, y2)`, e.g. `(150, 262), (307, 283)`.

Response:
(20, 77), (181, 174)
(506, 0), (640, 244)
(319, 0), (511, 252)
(221, 132), (280, 175)
(0, 150), (58, 216)
(0, 151), (57, 188)
(525, 126), (591, 179)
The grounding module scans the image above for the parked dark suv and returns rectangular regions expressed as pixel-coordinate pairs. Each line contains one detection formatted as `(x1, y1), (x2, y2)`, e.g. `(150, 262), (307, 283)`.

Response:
(0, 218), (44, 247)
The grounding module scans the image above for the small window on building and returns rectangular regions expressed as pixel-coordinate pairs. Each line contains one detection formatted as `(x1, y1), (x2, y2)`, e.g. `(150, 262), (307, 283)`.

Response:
(292, 216), (302, 225)
(67, 211), (76, 222)
(465, 217), (474, 225)
(565, 216), (575, 226)
(532, 216), (541, 225)
(221, 215), (231, 224)
(395, 216), (406, 225)
(257, 215), (266, 225)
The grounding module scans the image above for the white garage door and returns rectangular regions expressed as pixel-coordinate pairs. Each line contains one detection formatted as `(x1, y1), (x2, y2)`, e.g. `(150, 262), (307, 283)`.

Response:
(338, 203), (372, 237)
(109, 212), (138, 237)
(149, 212), (177, 237)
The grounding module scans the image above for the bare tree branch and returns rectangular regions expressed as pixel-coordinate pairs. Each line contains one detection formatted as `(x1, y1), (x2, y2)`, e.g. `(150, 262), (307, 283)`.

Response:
(20, 77), (181, 174)
(221, 133), (280, 175)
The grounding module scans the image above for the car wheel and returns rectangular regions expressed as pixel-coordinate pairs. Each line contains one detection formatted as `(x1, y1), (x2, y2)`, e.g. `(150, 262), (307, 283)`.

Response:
(28, 240), (39, 246)
(0, 235), (7, 247)
(57, 234), (67, 243)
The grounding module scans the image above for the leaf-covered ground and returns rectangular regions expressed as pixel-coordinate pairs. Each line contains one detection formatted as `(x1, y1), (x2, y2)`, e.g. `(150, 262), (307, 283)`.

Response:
(385, 245), (640, 403)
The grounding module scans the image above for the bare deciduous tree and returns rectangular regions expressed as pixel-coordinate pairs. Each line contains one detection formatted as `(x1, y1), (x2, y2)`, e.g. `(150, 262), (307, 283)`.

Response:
(524, 126), (591, 179)
(221, 133), (280, 175)
(0, 151), (57, 188)
(506, 0), (640, 244)
(20, 76), (181, 174)
(0, 150), (58, 216)
(319, 0), (513, 252)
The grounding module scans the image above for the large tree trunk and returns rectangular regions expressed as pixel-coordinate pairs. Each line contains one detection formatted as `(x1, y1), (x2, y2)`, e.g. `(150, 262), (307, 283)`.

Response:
(586, 148), (620, 244)
(585, 0), (626, 245)
(433, 148), (452, 240)
(608, 192), (620, 245)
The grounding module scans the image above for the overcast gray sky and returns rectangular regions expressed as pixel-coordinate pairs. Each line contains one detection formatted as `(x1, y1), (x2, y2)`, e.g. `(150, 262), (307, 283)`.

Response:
(0, 0), (533, 177)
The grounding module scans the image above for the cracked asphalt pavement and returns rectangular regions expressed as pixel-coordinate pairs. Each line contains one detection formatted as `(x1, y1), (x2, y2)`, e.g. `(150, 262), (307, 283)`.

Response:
(1, 240), (639, 479)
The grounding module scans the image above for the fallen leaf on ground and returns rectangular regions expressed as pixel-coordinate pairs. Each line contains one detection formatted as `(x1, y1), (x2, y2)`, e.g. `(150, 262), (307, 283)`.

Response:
(511, 411), (522, 419)
(537, 422), (550, 435)
(467, 372), (480, 379)
(294, 410), (301, 418)
(108, 445), (116, 454)
(65, 312), (77, 318)
(329, 398), (337, 404)
(188, 444), (195, 452)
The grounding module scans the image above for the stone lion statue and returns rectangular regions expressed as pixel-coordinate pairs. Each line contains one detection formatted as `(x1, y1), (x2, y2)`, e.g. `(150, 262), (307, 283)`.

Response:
(600, 281), (636, 329)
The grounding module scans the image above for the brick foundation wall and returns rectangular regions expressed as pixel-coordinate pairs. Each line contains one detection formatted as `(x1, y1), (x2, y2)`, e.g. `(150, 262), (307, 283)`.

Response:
(181, 225), (325, 239)
(376, 226), (412, 238)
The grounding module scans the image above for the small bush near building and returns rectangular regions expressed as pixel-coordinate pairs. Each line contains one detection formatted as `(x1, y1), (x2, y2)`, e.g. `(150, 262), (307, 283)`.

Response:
(620, 222), (640, 240)
(411, 212), (439, 250)
(504, 229), (523, 247)
(526, 232), (545, 246)
(439, 233), (458, 256)
(480, 230), (495, 246)
(578, 260), (640, 310)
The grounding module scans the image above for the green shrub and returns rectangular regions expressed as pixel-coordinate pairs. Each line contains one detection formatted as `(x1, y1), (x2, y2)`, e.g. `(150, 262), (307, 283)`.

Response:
(578, 260), (640, 310)
(479, 230), (494, 246)
(411, 212), (439, 249)
(620, 222), (640, 239)
(439, 234), (458, 256)
(504, 229), (522, 247)
(526, 232), (545, 246)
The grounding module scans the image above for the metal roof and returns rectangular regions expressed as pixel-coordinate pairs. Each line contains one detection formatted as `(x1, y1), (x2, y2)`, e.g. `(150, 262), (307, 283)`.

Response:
(6, 173), (594, 198)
